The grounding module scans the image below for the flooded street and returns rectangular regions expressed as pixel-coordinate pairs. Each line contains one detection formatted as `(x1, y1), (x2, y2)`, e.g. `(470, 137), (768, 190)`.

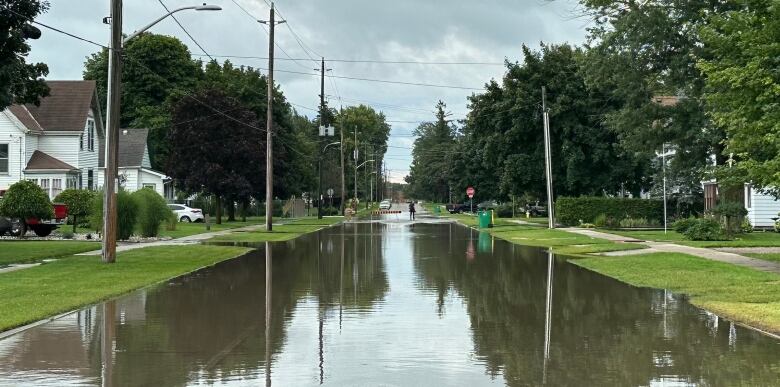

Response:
(1, 221), (779, 386)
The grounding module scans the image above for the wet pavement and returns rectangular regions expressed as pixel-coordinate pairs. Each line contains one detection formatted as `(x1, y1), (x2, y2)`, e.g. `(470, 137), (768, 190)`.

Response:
(1, 221), (779, 386)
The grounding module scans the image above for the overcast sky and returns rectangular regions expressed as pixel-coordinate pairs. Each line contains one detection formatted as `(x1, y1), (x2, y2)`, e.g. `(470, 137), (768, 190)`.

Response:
(28, 0), (588, 183)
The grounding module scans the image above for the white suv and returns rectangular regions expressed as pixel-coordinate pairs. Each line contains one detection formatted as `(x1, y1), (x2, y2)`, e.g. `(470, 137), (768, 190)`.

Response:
(168, 204), (204, 223)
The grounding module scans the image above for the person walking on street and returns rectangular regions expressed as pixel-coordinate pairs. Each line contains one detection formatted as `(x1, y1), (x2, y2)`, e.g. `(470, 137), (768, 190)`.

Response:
(409, 201), (416, 220)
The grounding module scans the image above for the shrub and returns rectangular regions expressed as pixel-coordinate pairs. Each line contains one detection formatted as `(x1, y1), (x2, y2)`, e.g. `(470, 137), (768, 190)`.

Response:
(619, 217), (650, 228)
(679, 218), (725, 241)
(555, 197), (663, 226)
(60, 231), (74, 239)
(741, 218), (753, 233)
(131, 188), (173, 238)
(711, 202), (748, 238)
(593, 213), (619, 228)
(495, 204), (514, 218)
(0, 180), (53, 222)
(54, 189), (96, 232)
(672, 217), (698, 234)
(90, 189), (139, 240)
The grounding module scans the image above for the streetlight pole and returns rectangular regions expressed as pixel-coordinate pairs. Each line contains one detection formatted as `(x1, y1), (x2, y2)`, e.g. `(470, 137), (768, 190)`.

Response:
(101, 2), (221, 263)
(542, 86), (556, 229)
(259, 3), (285, 231)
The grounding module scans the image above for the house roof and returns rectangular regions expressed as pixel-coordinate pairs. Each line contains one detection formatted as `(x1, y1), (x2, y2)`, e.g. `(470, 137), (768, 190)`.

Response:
(23, 80), (98, 132)
(99, 128), (150, 168)
(6, 105), (44, 132)
(25, 150), (78, 171)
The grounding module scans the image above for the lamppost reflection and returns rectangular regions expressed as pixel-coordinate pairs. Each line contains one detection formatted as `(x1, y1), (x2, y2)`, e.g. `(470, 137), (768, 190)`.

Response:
(542, 250), (554, 384)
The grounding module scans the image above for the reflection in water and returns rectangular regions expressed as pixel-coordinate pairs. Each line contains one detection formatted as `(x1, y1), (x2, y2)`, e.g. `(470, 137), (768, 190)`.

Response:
(0, 223), (778, 386)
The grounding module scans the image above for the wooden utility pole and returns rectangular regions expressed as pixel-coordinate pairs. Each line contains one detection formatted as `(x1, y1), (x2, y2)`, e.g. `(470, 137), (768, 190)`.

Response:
(339, 106), (345, 215)
(317, 57), (326, 219)
(102, 0), (122, 263)
(542, 86), (555, 229)
(261, 3), (284, 231)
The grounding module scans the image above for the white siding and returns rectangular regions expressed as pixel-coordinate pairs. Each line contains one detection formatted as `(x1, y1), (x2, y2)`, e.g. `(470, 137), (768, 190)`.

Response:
(23, 172), (68, 199)
(78, 112), (99, 171)
(25, 133), (38, 165)
(746, 186), (780, 228)
(0, 112), (25, 190)
(138, 169), (164, 196)
(38, 134), (80, 167)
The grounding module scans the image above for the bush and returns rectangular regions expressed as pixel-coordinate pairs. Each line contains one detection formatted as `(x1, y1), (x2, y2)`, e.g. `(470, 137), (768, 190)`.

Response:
(555, 197), (663, 226)
(131, 188), (173, 237)
(495, 204), (514, 218)
(321, 206), (340, 216)
(672, 217), (698, 234)
(711, 202), (748, 238)
(60, 231), (74, 239)
(741, 218), (753, 233)
(619, 217), (650, 228)
(54, 189), (96, 232)
(0, 180), (53, 221)
(679, 218), (725, 241)
(593, 213), (619, 228)
(90, 189), (139, 240)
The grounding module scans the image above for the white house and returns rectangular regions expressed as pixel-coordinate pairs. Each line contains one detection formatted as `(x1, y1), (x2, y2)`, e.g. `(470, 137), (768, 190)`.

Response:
(703, 180), (780, 229)
(0, 80), (172, 200)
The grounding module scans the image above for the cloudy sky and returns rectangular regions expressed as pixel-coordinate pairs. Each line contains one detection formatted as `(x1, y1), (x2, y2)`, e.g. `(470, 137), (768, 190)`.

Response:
(28, 0), (588, 183)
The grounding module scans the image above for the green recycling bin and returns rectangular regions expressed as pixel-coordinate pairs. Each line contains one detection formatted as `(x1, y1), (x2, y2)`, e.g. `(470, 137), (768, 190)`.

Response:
(434, 206), (441, 216)
(479, 210), (493, 228)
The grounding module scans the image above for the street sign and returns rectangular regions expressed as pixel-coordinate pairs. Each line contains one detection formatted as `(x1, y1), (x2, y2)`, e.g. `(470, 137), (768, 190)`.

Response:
(319, 125), (335, 137)
(467, 186), (475, 198)
(327, 188), (334, 197)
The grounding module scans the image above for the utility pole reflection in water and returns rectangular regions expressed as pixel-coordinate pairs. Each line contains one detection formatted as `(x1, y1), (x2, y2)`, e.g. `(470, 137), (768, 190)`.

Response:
(101, 300), (116, 387)
(543, 250), (554, 384)
(265, 242), (272, 387)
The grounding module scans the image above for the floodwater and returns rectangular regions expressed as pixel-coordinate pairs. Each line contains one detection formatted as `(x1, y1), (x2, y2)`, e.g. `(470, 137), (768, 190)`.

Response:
(1, 221), (779, 386)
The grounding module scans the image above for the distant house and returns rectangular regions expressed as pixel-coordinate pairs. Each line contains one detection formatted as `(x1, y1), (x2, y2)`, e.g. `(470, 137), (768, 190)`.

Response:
(97, 128), (173, 200)
(0, 80), (173, 201)
(703, 180), (780, 229)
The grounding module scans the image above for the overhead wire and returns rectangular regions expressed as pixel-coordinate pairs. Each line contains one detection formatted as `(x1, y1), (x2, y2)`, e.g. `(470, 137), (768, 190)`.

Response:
(156, 0), (213, 60)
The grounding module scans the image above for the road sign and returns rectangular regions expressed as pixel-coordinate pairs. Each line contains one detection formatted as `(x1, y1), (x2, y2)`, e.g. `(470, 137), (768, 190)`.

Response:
(467, 186), (475, 198)
(327, 188), (334, 197)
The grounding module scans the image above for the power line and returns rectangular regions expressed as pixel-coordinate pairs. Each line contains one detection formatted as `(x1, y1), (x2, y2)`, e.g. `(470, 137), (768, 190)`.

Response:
(156, 0), (213, 60)
(192, 54), (504, 66)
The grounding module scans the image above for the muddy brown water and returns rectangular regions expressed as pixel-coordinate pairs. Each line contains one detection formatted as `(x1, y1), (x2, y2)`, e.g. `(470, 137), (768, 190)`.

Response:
(0, 222), (778, 386)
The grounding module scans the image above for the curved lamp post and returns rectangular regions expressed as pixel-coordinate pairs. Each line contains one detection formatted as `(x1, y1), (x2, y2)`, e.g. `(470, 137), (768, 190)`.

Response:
(102, 3), (221, 263)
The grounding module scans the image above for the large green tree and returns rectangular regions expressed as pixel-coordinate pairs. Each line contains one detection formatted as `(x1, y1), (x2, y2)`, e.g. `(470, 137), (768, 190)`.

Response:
(83, 33), (201, 169)
(336, 105), (391, 202)
(699, 0), (780, 194)
(0, 0), (49, 110)
(406, 101), (457, 202)
(450, 44), (648, 204)
(579, 0), (737, 193)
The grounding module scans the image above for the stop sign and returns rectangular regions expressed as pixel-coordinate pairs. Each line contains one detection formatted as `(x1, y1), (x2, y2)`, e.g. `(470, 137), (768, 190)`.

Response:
(466, 186), (475, 198)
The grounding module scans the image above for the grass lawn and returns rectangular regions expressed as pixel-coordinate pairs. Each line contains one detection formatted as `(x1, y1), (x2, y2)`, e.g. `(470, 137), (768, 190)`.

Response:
(0, 245), (250, 333)
(76, 217), (268, 240)
(573, 252), (780, 335)
(744, 253), (780, 264)
(0, 241), (100, 266)
(210, 217), (343, 243)
(605, 229), (780, 247)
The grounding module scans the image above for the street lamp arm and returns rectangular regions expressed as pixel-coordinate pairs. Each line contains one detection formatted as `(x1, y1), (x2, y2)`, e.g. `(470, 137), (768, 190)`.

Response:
(356, 159), (375, 169)
(323, 141), (341, 152)
(123, 5), (221, 44)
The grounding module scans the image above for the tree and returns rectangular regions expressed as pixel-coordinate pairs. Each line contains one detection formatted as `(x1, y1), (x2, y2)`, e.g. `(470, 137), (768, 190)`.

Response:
(698, 0), (780, 194)
(406, 101), (457, 202)
(83, 33), (201, 169)
(578, 0), (738, 192)
(336, 105), (391, 202)
(165, 88), (263, 224)
(0, 180), (53, 236)
(54, 189), (95, 232)
(0, 0), (50, 110)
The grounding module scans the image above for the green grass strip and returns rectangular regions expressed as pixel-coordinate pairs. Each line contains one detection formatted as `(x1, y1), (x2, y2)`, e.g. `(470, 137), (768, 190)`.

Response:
(0, 241), (100, 266)
(0, 245), (250, 332)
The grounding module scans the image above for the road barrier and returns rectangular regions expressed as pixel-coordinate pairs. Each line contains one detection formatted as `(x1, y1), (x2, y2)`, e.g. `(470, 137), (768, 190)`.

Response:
(372, 210), (402, 215)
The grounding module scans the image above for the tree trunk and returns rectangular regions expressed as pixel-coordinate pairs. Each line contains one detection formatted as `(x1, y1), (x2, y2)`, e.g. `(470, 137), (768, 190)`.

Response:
(73, 216), (77, 233)
(215, 195), (222, 225)
(241, 201), (247, 222)
(227, 199), (236, 222)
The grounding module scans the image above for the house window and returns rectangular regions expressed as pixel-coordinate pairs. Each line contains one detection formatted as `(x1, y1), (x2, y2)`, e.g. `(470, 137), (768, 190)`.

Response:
(88, 119), (95, 151)
(0, 144), (8, 174)
(40, 178), (50, 197)
(66, 175), (77, 190)
(79, 173), (83, 189)
(142, 183), (157, 191)
(52, 179), (62, 198)
(88, 169), (94, 190)
(746, 185), (752, 209)
(80, 134), (84, 151)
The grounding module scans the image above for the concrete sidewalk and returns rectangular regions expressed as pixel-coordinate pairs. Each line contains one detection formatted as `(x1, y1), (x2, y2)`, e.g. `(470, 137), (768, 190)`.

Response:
(78, 223), (267, 256)
(567, 228), (780, 275)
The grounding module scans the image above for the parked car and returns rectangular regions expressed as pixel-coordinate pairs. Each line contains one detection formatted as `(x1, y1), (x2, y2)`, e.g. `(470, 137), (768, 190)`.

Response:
(446, 203), (471, 214)
(167, 204), (204, 222)
(477, 200), (498, 210)
(379, 200), (392, 210)
(0, 202), (69, 237)
(525, 203), (548, 217)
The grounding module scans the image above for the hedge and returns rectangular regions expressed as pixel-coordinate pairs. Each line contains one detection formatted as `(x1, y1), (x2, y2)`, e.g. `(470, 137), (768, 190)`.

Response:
(555, 197), (664, 226)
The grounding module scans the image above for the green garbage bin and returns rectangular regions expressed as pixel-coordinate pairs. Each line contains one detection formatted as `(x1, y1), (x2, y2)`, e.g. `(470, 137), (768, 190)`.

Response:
(479, 210), (493, 228)
(434, 206), (441, 216)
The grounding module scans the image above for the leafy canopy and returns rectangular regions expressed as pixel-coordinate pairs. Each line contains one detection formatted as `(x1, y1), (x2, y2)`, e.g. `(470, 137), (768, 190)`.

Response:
(0, 180), (53, 220)
(0, 0), (50, 110)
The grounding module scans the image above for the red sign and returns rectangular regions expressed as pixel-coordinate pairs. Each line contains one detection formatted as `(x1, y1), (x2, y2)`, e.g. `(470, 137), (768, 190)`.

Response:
(466, 186), (475, 198)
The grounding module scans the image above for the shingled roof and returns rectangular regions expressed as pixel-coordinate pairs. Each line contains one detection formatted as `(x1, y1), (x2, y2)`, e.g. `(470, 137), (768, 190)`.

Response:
(6, 105), (44, 132)
(23, 80), (98, 132)
(99, 128), (150, 168)
(25, 151), (78, 171)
